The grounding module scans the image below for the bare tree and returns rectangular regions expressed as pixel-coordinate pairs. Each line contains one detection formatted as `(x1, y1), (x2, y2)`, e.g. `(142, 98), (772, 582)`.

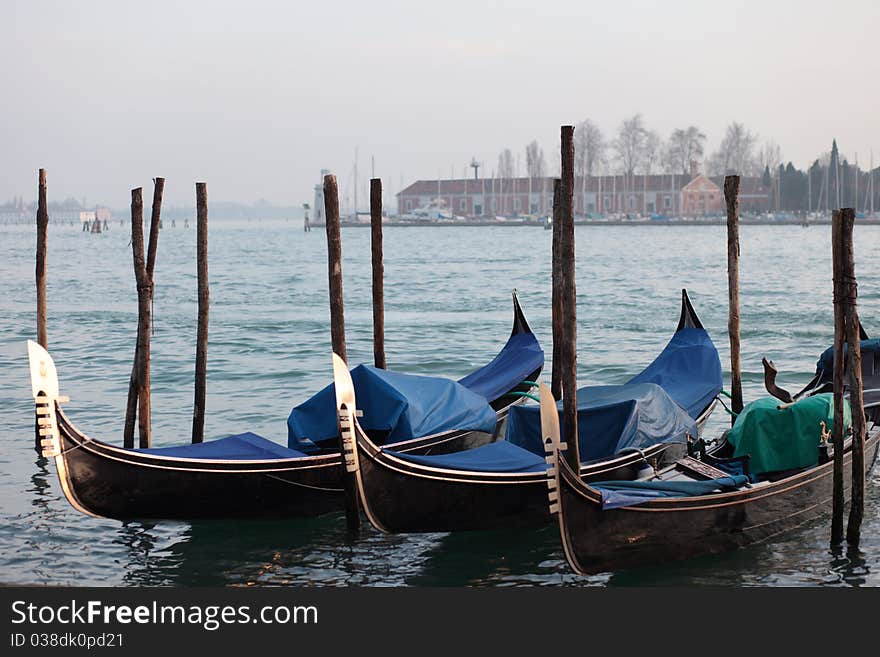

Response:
(574, 119), (606, 178)
(758, 139), (782, 172)
(497, 148), (515, 178)
(708, 122), (758, 175)
(525, 140), (546, 178)
(612, 114), (648, 176)
(642, 131), (661, 174)
(667, 126), (707, 175)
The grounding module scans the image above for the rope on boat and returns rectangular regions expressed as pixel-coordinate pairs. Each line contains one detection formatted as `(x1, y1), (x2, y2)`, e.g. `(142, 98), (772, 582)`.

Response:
(507, 391), (540, 403)
(716, 393), (739, 418)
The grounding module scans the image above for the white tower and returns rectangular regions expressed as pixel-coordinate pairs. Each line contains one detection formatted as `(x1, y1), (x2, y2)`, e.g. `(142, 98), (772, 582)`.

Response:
(312, 169), (330, 226)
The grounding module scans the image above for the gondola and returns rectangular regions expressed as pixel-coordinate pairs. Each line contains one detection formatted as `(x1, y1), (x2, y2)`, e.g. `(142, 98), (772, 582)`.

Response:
(545, 373), (880, 576)
(27, 292), (543, 520)
(334, 290), (724, 533)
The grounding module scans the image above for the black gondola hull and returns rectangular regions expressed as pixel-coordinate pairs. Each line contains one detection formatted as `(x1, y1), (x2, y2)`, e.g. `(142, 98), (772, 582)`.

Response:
(555, 429), (880, 575)
(352, 412), (712, 533)
(53, 409), (503, 520)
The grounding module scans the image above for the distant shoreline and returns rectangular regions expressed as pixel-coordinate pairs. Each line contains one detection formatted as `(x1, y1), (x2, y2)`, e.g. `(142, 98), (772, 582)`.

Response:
(335, 218), (880, 227)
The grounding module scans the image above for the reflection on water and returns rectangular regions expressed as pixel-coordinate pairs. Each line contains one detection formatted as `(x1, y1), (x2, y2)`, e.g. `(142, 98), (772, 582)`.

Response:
(1, 222), (879, 586)
(827, 544), (870, 587)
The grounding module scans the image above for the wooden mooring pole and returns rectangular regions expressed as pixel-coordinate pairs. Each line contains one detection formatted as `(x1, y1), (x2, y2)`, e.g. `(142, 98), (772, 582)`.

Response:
(830, 210), (846, 543)
(840, 208), (866, 544)
(191, 182), (209, 444)
(146, 178), (165, 282)
(370, 178), (385, 369)
(550, 177), (563, 402)
(324, 174), (347, 362)
(724, 175), (743, 424)
(560, 125), (579, 470)
(124, 178), (164, 448)
(324, 173), (359, 530)
(34, 168), (49, 452)
(36, 169), (48, 349)
(125, 188), (152, 447)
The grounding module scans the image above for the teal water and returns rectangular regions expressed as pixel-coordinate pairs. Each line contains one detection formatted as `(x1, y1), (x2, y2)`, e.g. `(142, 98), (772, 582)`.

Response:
(1, 221), (878, 586)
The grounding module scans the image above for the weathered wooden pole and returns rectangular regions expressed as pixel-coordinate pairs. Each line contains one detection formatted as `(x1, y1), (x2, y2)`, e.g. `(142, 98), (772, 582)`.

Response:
(124, 178), (164, 448)
(36, 169), (48, 349)
(324, 173), (359, 530)
(324, 174), (347, 362)
(560, 125), (579, 470)
(830, 209), (846, 543)
(370, 178), (385, 369)
(550, 178), (563, 401)
(34, 169), (49, 452)
(191, 182), (209, 444)
(126, 188), (152, 448)
(840, 208), (866, 544)
(724, 175), (743, 424)
(146, 178), (165, 281)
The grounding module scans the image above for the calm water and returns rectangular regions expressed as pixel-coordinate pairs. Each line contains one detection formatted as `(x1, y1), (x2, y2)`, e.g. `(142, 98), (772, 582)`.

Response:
(1, 220), (878, 586)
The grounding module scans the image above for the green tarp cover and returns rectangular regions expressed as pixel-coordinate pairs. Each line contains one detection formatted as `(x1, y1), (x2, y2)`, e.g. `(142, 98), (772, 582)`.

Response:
(727, 393), (851, 475)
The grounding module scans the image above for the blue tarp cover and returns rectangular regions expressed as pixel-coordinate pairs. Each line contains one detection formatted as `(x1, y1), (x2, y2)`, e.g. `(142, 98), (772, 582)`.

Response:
(816, 338), (880, 380)
(386, 439), (546, 473)
(456, 332), (544, 401)
(137, 432), (307, 460)
(504, 382), (698, 461)
(287, 365), (497, 451)
(626, 327), (722, 419)
(592, 474), (750, 509)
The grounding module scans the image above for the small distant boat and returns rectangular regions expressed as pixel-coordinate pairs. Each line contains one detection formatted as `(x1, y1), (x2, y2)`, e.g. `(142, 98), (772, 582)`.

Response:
(27, 293), (543, 520)
(402, 198), (453, 221)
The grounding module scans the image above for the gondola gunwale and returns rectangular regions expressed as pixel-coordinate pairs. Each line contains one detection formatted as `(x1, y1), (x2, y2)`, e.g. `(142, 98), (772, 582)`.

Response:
(46, 289), (540, 473)
(556, 428), (876, 512)
(52, 395), (531, 474)
(348, 400), (716, 486)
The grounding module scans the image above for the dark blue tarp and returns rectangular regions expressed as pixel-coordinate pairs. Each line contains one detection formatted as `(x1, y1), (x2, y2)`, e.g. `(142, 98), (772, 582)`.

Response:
(457, 332), (544, 401)
(816, 338), (880, 380)
(287, 365), (497, 452)
(386, 439), (546, 473)
(504, 382), (697, 461)
(626, 327), (722, 419)
(592, 474), (749, 509)
(137, 432), (307, 460)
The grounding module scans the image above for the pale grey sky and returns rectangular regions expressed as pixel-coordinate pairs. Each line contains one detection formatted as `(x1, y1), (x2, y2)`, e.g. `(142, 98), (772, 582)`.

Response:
(3, 0), (878, 208)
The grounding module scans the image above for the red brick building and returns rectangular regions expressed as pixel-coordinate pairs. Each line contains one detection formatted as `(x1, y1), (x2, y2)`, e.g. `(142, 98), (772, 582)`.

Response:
(397, 174), (771, 218)
(681, 175), (722, 215)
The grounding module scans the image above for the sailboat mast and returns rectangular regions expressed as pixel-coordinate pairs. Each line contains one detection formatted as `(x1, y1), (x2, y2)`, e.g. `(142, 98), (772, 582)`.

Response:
(854, 152), (859, 213)
(354, 147), (359, 218)
(824, 159), (829, 211)
(807, 160), (812, 213)
(835, 151), (841, 209)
